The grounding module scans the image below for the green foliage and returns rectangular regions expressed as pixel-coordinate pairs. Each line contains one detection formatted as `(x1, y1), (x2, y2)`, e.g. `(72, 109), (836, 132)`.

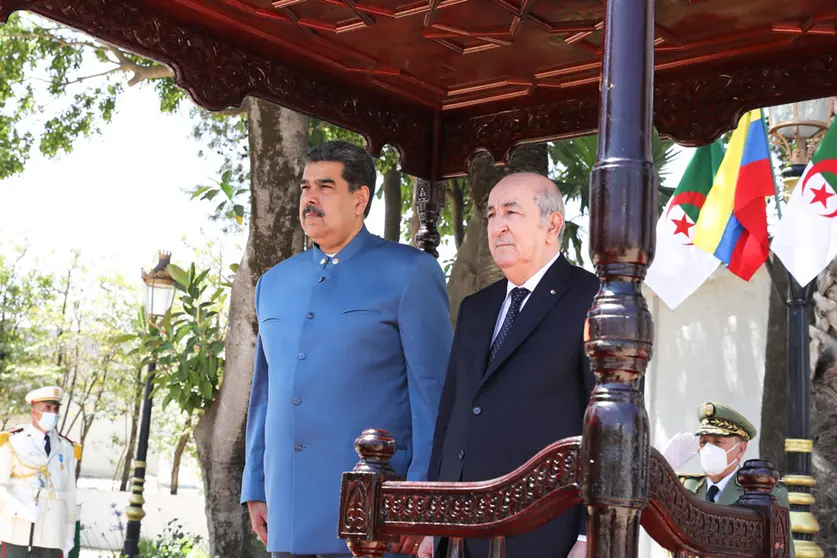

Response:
(138, 520), (208, 558)
(548, 130), (679, 264)
(187, 110), (250, 232)
(126, 263), (227, 415)
(0, 247), (57, 422)
(190, 169), (248, 230)
(0, 14), (134, 179)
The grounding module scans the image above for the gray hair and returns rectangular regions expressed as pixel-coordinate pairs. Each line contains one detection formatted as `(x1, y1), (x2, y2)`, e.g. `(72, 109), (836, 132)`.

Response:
(534, 186), (566, 246)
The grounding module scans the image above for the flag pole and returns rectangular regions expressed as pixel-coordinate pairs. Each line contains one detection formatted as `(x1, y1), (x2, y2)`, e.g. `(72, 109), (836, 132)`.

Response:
(761, 107), (784, 219)
(764, 103), (822, 557)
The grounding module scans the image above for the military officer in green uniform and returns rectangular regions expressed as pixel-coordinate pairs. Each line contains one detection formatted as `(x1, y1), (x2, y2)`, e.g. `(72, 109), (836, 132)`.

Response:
(661, 402), (794, 556)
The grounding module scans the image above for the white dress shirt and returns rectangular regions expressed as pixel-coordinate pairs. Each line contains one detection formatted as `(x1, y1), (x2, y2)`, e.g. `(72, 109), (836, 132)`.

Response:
(706, 466), (738, 501)
(491, 251), (562, 343)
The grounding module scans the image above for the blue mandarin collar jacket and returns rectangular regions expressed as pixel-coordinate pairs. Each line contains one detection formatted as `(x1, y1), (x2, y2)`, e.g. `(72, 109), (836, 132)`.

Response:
(241, 226), (453, 554)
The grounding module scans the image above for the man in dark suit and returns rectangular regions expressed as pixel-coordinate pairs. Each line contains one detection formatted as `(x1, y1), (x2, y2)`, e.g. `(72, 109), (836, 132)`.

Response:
(418, 172), (597, 558)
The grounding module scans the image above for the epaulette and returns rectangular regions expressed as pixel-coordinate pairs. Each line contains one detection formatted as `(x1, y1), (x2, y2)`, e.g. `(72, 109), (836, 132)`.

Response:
(0, 428), (23, 449)
(676, 473), (705, 486)
(59, 433), (82, 460)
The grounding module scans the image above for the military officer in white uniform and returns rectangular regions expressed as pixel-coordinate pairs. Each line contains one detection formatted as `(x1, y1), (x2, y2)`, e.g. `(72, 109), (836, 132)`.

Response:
(0, 386), (80, 558)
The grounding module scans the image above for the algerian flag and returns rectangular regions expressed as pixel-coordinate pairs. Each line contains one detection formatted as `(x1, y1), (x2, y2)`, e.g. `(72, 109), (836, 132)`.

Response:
(772, 121), (837, 286)
(645, 141), (725, 310)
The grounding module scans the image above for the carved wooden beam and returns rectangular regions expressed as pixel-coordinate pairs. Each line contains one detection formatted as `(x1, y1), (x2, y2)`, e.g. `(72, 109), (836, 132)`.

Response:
(338, 430), (789, 558)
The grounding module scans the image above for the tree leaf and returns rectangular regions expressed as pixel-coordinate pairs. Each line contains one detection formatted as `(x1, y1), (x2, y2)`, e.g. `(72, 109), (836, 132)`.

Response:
(167, 264), (189, 287)
(110, 333), (137, 344)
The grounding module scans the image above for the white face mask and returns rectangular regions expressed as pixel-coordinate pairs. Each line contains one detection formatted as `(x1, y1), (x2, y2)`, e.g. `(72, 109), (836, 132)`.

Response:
(699, 441), (740, 476)
(37, 412), (59, 432)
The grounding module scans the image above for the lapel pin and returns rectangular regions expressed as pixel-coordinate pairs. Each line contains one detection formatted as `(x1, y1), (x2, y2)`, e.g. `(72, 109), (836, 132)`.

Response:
(550, 289), (556, 295)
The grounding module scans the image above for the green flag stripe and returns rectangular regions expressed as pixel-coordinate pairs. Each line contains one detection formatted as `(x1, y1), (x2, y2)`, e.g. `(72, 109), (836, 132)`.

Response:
(672, 139), (725, 223)
(811, 121), (837, 189)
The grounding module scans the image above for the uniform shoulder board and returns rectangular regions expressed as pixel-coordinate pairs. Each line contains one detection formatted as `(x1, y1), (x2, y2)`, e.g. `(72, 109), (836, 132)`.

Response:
(676, 473), (704, 485)
(59, 433), (82, 460)
(0, 428), (23, 449)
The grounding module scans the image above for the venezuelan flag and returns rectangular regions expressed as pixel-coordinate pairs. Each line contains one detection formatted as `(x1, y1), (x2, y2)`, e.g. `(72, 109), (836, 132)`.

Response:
(692, 109), (775, 280)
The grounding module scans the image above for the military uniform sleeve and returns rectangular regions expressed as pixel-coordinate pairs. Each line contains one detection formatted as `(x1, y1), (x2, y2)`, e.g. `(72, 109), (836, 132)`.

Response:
(66, 442), (81, 536)
(0, 436), (24, 517)
(398, 252), (454, 482)
(241, 276), (269, 503)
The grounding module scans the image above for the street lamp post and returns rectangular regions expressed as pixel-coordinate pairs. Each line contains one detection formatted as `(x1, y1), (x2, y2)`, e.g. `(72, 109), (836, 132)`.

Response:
(122, 251), (177, 558)
(767, 99), (834, 558)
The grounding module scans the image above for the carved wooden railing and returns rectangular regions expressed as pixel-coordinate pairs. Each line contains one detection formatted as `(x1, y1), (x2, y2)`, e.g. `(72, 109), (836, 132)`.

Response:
(338, 429), (791, 558)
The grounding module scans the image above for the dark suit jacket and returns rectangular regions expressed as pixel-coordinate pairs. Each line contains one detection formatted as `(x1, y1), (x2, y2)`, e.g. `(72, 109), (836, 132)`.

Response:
(428, 254), (598, 558)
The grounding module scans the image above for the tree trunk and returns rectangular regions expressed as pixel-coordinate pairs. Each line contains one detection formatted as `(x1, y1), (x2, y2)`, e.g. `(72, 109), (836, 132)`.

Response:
(193, 97), (307, 558)
(446, 145), (548, 325)
(383, 168), (402, 242)
(450, 179), (465, 249)
(812, 343), (837, 555)
(120, 367), (143, 492)
(810, 260), (837, 553)
(406, 177), (420, 246)
(760, 256), (789, 475)
(75, 414), (94, 480)
(170, 418), (192, 496)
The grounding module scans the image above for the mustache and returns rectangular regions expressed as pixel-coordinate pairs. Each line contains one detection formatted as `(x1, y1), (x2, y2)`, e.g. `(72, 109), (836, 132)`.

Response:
(303, 204), (324, 217)
(493, 237), (514, 247)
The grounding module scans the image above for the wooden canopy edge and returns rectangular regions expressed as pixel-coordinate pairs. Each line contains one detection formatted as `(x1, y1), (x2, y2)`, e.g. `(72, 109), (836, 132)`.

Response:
(5, 1), (836, 180)
(0, 0), (436, 178)
(440, 43), (837, 178)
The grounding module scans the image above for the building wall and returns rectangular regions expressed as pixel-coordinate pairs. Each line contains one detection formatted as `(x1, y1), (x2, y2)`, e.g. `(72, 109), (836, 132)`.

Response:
(639, 265), (770, 557)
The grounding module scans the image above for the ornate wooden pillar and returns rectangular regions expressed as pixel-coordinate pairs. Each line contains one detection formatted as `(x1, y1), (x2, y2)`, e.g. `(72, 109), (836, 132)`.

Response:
(415, 178), (446, 258)
(583, 0), (656, 554)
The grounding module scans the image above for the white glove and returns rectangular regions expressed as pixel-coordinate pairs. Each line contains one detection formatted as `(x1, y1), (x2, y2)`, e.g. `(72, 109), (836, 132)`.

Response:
(64, 536), (75, 556)
(661, 432), (699, 470)
(16, 503), (40, 523)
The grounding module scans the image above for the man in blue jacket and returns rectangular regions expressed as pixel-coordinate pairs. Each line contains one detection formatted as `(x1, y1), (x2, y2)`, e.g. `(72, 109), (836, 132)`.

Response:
(241, 140), (453, 558)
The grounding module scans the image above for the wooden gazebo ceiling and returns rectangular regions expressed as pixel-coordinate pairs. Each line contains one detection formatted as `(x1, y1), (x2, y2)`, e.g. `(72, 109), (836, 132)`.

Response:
(3, 0), (837, 178)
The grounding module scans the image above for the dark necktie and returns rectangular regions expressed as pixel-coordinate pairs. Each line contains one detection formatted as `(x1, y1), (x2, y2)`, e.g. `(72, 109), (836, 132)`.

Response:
(488, 287), (530, 364)
(706, 485), (719, 503)
(44, 434), (51, 456)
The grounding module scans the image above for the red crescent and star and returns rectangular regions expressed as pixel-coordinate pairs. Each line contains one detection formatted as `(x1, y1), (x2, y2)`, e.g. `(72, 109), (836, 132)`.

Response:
(800, 159), (837, 218)
(666, 191), (706, 243)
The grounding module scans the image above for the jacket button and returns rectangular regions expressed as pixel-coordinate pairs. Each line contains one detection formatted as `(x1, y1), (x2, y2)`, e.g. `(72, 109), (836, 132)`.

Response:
(294, 444), (303, 452)
(458, 450), (465, 460)
(472, 406), (482, 416)
(318, 276), (325, 283)
(307, 312), (315, 319)
(299, 353), (306, 360)
(293, 398), (302, 406)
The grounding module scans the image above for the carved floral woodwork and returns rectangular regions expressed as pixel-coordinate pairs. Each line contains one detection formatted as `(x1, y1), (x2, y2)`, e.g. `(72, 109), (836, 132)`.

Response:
(338, 430), (789, 558)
